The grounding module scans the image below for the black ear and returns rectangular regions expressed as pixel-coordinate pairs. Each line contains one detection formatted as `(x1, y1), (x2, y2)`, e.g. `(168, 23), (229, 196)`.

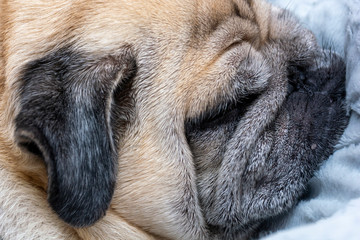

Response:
(15, 46), (136, 227)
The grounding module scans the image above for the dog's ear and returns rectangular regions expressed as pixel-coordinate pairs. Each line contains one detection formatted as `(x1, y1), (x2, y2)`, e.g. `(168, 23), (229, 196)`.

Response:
(14, 46), (136, 227)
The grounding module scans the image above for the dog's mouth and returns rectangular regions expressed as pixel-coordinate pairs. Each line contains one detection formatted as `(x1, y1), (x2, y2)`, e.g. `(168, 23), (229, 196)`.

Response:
(185, 50), (348, 236)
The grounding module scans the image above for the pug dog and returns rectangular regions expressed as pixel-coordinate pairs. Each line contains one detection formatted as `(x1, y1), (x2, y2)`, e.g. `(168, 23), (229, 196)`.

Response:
(0, 0), (348, 239)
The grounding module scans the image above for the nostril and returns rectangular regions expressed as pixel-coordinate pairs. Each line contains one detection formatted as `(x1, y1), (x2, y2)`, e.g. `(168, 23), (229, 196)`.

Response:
(287, 64), (308, 93)
(287, 63), (320, 95)
(287, 82), (296, 94)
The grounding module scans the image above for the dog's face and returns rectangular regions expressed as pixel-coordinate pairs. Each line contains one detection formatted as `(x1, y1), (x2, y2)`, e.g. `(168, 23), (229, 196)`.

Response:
(0, 0), (348, 239)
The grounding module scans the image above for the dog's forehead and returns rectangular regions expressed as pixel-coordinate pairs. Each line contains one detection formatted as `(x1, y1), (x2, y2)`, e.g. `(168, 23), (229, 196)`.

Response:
(3, 0), (264, 78)
(77, 0), (261, 49)
(2, 0), (270, 133)
(115, 0), (255, 25)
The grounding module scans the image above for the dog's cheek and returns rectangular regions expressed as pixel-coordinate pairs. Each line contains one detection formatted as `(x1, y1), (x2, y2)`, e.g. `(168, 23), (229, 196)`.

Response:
(14, 46), (136, 227)
(186, 121), (235, 206)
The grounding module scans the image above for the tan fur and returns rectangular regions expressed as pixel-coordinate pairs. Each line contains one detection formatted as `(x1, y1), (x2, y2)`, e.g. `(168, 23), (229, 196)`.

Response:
(0, 0), (320, 239)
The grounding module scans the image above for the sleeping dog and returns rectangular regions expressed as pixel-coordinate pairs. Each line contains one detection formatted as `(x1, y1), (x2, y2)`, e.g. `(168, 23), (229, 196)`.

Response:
(0, 0), (348, 239)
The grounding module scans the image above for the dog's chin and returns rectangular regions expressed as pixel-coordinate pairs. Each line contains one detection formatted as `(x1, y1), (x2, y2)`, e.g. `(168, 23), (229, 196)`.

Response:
(185, 49), (348, 237)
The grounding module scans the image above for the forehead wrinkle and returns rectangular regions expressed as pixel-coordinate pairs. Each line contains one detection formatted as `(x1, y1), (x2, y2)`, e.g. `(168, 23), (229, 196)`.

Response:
(187, 0), (258, 47)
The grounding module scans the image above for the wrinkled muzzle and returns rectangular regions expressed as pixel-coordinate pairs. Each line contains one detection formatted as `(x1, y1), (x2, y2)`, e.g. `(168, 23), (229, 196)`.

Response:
(186, 50), (348, 238)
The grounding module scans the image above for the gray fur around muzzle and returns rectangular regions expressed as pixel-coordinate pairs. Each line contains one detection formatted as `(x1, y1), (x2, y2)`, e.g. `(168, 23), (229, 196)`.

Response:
(186, 50), (348, 238)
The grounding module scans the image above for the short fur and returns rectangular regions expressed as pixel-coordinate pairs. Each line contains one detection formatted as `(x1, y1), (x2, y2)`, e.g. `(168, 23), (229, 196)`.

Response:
(0, 0), (348, 239)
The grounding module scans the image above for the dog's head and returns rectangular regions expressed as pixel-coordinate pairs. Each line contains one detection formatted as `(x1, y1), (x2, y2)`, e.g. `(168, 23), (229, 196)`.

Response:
(1, 0), (348, 238)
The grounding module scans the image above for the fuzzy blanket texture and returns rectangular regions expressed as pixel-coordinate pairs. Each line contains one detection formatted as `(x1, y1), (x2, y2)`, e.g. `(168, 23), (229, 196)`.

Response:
(263, 0), (360, 239)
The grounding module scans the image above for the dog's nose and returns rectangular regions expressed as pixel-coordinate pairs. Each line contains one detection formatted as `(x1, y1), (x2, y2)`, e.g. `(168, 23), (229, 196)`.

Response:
(287, 62), (308, 94)
(287, 50), (346, 99)
(287, 69), (306, 95)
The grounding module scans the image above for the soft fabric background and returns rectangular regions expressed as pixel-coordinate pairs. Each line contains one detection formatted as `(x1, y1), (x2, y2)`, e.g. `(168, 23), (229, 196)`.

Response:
(262, 0), (360, 239)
